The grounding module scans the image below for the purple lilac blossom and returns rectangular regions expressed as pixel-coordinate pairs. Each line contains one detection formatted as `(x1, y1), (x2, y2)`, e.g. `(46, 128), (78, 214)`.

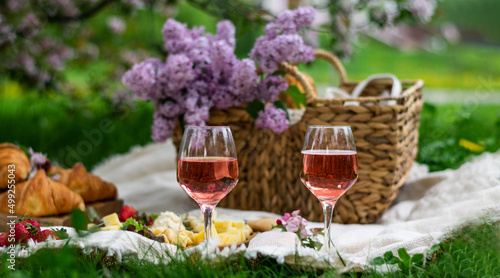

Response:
(28, 148), (48, 179)
(265, 7), (316, 37)
(230, 59), (259, 104)
(162, 19), (193, 53)
(189, 36), (211, 65)
(251, 7), (316, 73)
(151, 111), (177, 142)
(160, 54), (196, 94)
(212, 85), (236, 110)
(29, 148), (47, 168)
(213, 20), (235, 48)
(255, 106), (289, 134)
(210, 40), (236, 81)
(157, 100), (185, 118)
(122, 58), (163, 101)
(124, 12), (317, 141)
(257, 75), (288, 103)
(184, 106), (210, 126)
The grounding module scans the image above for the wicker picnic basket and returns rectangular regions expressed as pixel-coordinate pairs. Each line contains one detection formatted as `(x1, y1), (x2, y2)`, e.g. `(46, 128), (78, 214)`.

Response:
(173, 49), (424, 223)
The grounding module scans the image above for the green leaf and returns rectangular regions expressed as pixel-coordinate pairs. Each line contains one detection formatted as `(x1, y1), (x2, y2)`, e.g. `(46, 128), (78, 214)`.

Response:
(246, 100), (265, 119)
(411, 253), (424, 266)
(121, 218), (143, 232)
(150, 214), (159, 222)
(272, 71), (286, 77)
(373, 257), (385, 265)
(427, 244), (440, 255)
(398, 261), (407, 271)
(388, 257), (400, 264)
(71, 209), (88, 232)
(383, 251), (395, 261)
(282, 85), (306, 109)
(312, 240), (323, 251)
(54, 228), (69, 240)
(398, 248), (411, 265)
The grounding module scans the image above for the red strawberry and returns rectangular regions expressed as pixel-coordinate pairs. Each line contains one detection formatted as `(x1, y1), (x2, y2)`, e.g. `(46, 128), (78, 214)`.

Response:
(0, 232), (9, 247)
(25, 220), (41, 230)
(14, 220), (40, 244)
(119, 206), (137, 222)
(34, 230), (56, 243)
(14, 222), (31, 243)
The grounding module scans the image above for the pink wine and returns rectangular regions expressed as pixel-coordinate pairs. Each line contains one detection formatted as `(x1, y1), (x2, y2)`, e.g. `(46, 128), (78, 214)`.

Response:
(177, 157), (238, 205)
(300, 150), (358, 202)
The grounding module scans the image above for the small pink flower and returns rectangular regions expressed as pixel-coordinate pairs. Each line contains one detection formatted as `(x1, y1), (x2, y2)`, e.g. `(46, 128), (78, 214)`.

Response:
(291, 210), (300, 217)
(282, 213), (291, 222)
(300, 229), (309, 238)
(300, 218), (308, 228)
(276, 219), (282, 225)
(285, 218), (301, 233)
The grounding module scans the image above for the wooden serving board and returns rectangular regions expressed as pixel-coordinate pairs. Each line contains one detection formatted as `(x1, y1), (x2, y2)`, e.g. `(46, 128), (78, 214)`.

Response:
(0, 199), (123, 232)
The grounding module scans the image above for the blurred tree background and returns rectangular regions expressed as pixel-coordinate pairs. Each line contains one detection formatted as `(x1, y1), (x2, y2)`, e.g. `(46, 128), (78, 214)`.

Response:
(0, 0), (499, 170)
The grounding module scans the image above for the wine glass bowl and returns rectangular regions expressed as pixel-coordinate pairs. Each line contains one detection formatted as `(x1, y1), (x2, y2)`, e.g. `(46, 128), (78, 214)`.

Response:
(177, 126), (239, 242)
(300, 126), (358, 252)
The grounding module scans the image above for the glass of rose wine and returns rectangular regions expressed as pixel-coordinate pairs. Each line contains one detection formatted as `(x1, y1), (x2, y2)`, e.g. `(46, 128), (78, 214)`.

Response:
(300, 126), (358, 253)
(177, 126), (239, 243)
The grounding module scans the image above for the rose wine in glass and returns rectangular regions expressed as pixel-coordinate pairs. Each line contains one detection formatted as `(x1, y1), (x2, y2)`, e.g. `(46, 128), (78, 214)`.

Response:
(300, 126), (358, 253)
(177, 126), (239, 243)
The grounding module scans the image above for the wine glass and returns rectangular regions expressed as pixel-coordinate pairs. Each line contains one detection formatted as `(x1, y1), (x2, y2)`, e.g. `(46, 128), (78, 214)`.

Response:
(300, 126), (358, 253)
(177, 126), (239, 243)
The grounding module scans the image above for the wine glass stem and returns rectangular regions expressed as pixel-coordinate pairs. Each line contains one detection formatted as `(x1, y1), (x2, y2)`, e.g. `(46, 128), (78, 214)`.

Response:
(322, 201), (336, 253)
(201, 204), (216, 242)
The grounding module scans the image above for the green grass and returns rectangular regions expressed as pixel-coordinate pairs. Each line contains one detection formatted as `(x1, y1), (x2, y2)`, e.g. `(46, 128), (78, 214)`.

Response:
(418, 102), (500, 171)
(0, 222), (498, 277)
(0, 94), (154, 170)
(0, 246), (325, 277)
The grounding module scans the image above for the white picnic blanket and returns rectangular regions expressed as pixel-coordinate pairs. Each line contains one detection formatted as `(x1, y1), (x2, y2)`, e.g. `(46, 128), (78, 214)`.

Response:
(91, 139), (500, 271)
(3, 140), (498, 272)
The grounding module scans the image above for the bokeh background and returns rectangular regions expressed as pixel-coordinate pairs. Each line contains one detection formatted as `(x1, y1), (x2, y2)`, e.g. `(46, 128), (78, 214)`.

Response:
(1, 0), (499, 172)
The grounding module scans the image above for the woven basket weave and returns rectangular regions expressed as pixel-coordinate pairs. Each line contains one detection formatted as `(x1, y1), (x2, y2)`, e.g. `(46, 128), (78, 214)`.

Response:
(173, 49), (424, 223)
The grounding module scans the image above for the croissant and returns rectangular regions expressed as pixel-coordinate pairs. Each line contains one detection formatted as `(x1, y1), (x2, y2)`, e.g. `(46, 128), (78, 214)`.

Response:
(49, 163), (117, 203)
(0, 169), (85, 216)
(0, 143), (30, 190)
(47, 165), (71, 185)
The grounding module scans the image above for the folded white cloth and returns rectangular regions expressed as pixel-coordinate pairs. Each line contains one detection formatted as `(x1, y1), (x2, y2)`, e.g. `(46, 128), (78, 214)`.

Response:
(323, 73), (401, 106)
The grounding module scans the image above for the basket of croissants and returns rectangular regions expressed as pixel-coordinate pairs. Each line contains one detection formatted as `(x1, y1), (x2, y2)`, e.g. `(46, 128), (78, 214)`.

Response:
(0, 143), (118, 218)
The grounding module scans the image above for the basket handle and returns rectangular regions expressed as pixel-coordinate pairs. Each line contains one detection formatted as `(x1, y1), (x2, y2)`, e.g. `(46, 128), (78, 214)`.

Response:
(276, 49), (347, 105)
(277, 62), (316, 105)
(314, 49), (348, 85)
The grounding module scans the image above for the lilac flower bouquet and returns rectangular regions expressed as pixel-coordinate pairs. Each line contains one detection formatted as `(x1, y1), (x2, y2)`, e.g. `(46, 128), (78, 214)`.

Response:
(122, 7), (316, 142)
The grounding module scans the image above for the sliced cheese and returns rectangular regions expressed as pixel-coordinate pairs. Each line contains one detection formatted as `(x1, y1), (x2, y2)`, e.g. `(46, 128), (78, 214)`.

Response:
(233, 221), (245, 229)
(102, 213), (121, 227)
